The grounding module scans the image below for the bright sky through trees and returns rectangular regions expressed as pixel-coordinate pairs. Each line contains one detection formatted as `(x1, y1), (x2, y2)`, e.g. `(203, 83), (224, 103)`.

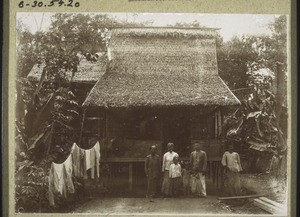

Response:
(17, 12), (279, 42)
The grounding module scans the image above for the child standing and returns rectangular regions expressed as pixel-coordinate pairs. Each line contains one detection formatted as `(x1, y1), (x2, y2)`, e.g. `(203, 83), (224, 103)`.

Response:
(169, 156), (182, 197)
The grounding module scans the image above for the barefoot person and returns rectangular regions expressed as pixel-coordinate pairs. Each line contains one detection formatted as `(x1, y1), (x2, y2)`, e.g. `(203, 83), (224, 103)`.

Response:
(190, 142), (207, 197)
(145, 145), (161, 198)
(161, 142), (179, 197)
(221, 142), (242, 196)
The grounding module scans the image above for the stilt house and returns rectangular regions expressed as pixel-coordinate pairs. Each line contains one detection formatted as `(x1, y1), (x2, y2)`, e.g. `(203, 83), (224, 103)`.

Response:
(81, 27), (241, 192)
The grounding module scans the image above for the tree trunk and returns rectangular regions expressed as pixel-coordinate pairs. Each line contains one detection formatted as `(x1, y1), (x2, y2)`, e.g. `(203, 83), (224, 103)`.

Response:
(16, 82), (25, 123)
(275, 62), (286, 152)
(274, 62), (287, 178)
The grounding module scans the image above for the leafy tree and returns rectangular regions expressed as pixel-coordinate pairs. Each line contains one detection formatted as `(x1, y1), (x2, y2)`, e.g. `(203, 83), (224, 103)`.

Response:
(221, 16), (287, 176)
(16, 13), (151, 212)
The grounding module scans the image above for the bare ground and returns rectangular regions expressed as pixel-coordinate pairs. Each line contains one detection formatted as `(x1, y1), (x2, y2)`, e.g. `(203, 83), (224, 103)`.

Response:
(68, 174), (276, 215)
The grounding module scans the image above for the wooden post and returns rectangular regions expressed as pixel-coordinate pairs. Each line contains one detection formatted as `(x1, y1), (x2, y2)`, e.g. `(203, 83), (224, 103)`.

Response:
(212, 162), (216, 184)
(218, 109), (222, 137)
(159, 109), (164, 155)
(129, 162), (133, 191)
(214, 111), (218, 138)
(98, 108), (101, 140)
(220, 107), (223, 137)
(105, 110), (109, 139)
(209, 161), (212, 179)
(79, 108), (86, 147)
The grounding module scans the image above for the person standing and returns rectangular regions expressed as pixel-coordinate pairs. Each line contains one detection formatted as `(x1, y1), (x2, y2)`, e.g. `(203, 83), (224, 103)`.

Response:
(161, 142), (179, 197)
(190, 142), (207, 198)
(169, 156), (182, 197)
(221, 143), (243, 196)
(145, 145), (161, 198)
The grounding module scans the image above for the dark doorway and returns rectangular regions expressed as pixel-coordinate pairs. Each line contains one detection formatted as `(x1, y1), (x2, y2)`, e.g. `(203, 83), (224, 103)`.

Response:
(162, 109), (191, 157)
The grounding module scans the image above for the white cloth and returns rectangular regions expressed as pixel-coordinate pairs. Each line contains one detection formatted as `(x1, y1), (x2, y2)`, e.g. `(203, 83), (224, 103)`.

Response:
(162, 151), (179, 171)
(52, 163), (65, 194)
(49, 153), (75, 206)
(64, 154), (75, 193)
(49, 141), (102, 205)
(169, 163), (182, 178)
(190, 173), (206, 196)
(94, 141), (101, 178)
(85, 149), (91, 170)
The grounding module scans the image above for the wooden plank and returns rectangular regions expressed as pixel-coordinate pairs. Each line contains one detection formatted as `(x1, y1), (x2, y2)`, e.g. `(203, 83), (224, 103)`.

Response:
(253, 199), (282, 214)
(218, 194), (265, 200)
(259, 197), (284, 209)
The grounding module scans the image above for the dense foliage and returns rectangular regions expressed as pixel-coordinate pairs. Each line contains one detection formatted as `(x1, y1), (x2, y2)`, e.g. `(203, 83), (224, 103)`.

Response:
(218, 16), (287, 175)
(15, 13), (149, 212)
(15, 14), (288, 212)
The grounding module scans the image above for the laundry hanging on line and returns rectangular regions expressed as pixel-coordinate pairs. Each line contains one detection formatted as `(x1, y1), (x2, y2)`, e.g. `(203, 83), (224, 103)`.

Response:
(49, 154), (75, 206)
(48, 141), (101, 206)
(71, 141), (101, 179)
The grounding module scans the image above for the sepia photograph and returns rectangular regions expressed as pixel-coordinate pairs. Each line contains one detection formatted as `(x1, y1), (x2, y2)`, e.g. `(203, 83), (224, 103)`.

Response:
(14, 12), (289, 215)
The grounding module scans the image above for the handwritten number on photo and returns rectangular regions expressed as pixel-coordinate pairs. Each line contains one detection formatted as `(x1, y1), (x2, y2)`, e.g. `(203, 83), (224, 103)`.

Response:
(32, 1), (37, 7)
(58, 0), (64, 7)
(48, 0), (55, 6)
(18, 1), (24, 8)
(67, 0), (73, 7)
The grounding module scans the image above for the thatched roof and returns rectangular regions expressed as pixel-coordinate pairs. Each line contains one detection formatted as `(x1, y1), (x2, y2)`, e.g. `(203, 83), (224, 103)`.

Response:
(81, 27), (240, 107)
(27, 57), (106, 83)
(83, 73), (240, 108)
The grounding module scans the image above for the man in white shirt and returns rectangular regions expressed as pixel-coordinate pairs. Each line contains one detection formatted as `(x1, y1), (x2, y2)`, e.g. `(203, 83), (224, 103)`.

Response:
(221, 143), (243, 196)
(161, 142), (179, 197)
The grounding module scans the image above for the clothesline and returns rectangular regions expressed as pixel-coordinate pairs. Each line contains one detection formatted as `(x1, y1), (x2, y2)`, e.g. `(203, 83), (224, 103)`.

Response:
(48, 141), (101, 206)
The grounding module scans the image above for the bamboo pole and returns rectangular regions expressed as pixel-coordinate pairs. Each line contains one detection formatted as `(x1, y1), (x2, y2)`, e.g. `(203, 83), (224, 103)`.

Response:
(259, 197), (284, 209)
(253, 198), (282, 214)
(79, 108), (87, 147)
(218, 194), (265, 200)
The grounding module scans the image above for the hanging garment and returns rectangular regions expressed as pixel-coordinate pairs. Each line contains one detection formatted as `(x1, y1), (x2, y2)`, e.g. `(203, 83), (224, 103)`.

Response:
(49, 141), (103, 205)
(90, 147), (96, 179)
(48, 153), (76, 206)
(94, 141), (101, 178)
(48, 162), (66, 206)
(85, 149), (91, 170)
(53, 163), (65, 195)
(49, 165), (55, 206)
(64, 154), (75, 193)
(71, 143), (81, 177)
(83, 149), (91, 179)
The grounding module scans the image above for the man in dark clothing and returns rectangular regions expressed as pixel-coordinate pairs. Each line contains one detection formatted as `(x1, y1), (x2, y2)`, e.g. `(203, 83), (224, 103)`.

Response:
(145, 145), (161, 198)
